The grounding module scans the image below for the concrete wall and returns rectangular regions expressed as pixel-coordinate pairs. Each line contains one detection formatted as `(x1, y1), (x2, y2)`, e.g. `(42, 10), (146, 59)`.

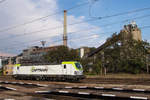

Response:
(131, 28), (142, 41)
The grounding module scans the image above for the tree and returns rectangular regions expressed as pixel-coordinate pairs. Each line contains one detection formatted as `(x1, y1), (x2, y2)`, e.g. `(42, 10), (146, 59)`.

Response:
(0, 68), (2, 75)
(44, 46), (80, 64)
(102, 39), (150, 74)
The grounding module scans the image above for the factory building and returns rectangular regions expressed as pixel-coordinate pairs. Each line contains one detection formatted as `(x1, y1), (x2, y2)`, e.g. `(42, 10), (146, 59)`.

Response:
(18, 45), (63, 64)
(120, 21), (142, 41)
(79, 47), (91, 58)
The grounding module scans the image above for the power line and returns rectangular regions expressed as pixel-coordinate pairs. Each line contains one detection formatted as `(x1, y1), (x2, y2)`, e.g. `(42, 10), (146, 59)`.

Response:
(0, 25), (116, 51)
(1, 39), (63, 52)
(0, 5), (150, 37)
(0, 18), (101, 40)
(0, 31), (109, 52)
(90, 7), (150, 19)
(1, 13), (150, 41)
(1, 14), (150, 52)
(69, 34), (106, 48)
(1, 24), (150, 53)
(1, 23), (150, 50)
(1, 14), (150, 48)
(0, 29), (122, 53)
(69, 25), (150, 42)
(88, 0), (100, 18)
(66, 1), (90, 11)
(140, 25), (150, 29)
(0, 13), (62, 33)
(0, 1), (89, 33)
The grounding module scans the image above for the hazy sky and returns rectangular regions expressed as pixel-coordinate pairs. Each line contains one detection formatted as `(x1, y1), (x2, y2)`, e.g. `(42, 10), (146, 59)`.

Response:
(0, 0), (150, 55)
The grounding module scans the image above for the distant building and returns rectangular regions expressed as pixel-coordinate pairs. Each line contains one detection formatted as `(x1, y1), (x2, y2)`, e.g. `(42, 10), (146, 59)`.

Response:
(19, 45), (63, 64)
(87, 21), (142, 57)
(79, 47), (91, 58)
(0, 56), (13, 69)
(120, 21), (142, 41)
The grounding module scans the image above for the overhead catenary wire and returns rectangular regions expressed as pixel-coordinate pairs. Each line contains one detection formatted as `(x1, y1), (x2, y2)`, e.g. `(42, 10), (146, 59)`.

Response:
(0, 31), (110, 52)
(0, 14), (150, 48)
(0, 0), (96, 34)
(0, 1), (90, 33)
(0, 17), (102, 40)
(140, 25), (150, 29)
(3, 34), (105, 53)
(4, 14), (150, 42)
(69, 35), (106, 49)
(1, 13), (150, 41)
(3, 34), (100, 52)
(66, 1), (91, 11)
(1, 5), (150, 53)
(69, 25), (150, 43)
(1, 39), (63, 52)
(1, 24), (150, 53)
(90, 7), (150, 19)
(88, 0), (100, 18)
(0, 20), (120, 50)
(0, 5), (150, 36)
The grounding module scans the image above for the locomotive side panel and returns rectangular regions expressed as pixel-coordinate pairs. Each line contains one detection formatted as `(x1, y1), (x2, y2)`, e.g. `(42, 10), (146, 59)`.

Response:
(14, 65), (63, 75)
(12, 61), (85, 81)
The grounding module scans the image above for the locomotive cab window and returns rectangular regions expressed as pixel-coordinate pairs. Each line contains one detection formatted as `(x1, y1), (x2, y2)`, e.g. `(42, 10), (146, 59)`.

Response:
(75, 63), (82, 69)
(64, 65), (66, 69)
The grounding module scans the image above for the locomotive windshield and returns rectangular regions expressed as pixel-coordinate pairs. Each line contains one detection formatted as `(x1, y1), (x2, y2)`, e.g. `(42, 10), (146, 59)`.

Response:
(75, 63), (82, 70)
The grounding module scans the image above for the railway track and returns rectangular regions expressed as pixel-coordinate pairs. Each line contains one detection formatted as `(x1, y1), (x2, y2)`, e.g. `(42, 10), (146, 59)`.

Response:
(0, 85), (16, 91)
(0, 81), (51, 100)
(0, 81), (48, 87)
(34, 85), (150, 100)
(1, 80), (150, 100)
(0, 80), (145, 100)
(0, 84), (18, 100)
(62, 86), (150, 93)
(35, 90), (149, 100)
(1, 76), (150, 85)
(1, 76), (150, 100)
(0, 81), (88, 100)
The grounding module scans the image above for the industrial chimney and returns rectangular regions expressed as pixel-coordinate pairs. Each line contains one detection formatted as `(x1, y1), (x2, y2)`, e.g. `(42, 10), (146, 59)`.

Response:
(63, 10), (67, 46)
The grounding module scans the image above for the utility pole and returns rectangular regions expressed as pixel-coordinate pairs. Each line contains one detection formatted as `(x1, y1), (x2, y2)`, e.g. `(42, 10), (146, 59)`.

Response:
(41, 41), (46, 48)
(63, 10), (67, 46)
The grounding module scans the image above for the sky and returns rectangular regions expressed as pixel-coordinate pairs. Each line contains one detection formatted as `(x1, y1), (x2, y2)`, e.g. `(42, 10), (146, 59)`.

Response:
(0, 0), (150, 55)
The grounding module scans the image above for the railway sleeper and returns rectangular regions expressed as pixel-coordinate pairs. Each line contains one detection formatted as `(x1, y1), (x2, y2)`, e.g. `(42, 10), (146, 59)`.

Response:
(35, 90), (149, 100)
(12, 75), (83, 82)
